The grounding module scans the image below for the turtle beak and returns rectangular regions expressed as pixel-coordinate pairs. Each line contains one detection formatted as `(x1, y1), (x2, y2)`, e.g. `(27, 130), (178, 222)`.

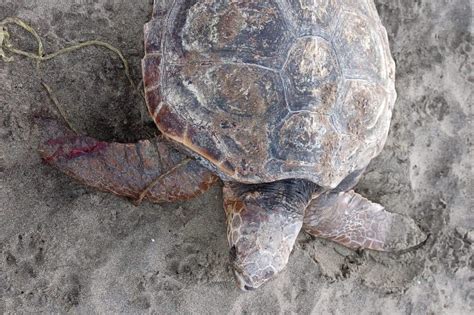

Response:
(230, 249), (275, 291)
(229, 246), (259, 291)
(233, 269), (255, 291)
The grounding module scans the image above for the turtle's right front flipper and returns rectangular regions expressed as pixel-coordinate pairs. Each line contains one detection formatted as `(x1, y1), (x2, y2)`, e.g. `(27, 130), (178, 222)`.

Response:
(303, 191), (427, 252)
(37, 117), (218, 203)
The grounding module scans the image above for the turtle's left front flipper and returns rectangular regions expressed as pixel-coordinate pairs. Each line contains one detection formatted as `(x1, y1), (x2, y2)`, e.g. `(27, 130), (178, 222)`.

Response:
(37, 117), (218, 203)
(303, 191), (427, 251)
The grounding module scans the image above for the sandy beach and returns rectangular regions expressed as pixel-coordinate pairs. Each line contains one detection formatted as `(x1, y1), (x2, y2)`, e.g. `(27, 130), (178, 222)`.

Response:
(0, 0), (472, 313)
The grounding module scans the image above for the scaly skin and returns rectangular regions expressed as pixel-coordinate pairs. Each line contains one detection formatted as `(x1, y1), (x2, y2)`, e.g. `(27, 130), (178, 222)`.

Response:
(223, 180), (319, 290)
(37, 117), (218, 203)
(304, 191), (427, 251)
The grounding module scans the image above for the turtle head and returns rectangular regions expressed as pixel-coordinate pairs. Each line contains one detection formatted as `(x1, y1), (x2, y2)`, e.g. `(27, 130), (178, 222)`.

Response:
(223, 180), (315, 291)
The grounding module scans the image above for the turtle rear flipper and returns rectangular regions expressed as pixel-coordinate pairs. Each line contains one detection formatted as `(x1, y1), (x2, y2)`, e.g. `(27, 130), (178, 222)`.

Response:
(303, 191), (427, 252)
(37, 117), (218, 204)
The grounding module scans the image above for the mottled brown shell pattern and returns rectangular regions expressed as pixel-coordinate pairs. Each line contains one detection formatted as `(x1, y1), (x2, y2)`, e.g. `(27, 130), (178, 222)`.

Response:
(142, 0), (396, 188)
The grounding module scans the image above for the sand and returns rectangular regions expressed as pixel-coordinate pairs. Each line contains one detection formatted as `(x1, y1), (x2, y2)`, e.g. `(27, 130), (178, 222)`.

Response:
(0, 0), (472, 314)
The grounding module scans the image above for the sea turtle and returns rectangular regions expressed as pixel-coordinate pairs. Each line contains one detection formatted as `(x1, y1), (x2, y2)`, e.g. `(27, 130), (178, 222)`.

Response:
(38, 0), (426, 290)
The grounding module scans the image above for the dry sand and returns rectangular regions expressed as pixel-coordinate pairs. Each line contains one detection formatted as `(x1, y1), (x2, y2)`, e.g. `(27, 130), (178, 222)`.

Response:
(0, 0), (472, 314)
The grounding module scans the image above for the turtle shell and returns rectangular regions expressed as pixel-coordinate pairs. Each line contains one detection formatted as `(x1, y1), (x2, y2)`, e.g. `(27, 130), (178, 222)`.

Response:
(142, 0), (396, 188)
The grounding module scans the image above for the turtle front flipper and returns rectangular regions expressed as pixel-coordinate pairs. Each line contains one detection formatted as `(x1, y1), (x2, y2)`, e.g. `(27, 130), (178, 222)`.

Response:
(303, 191), (427, 252)
(223, 180), (318, 290)
(37, 117), (218, 203)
